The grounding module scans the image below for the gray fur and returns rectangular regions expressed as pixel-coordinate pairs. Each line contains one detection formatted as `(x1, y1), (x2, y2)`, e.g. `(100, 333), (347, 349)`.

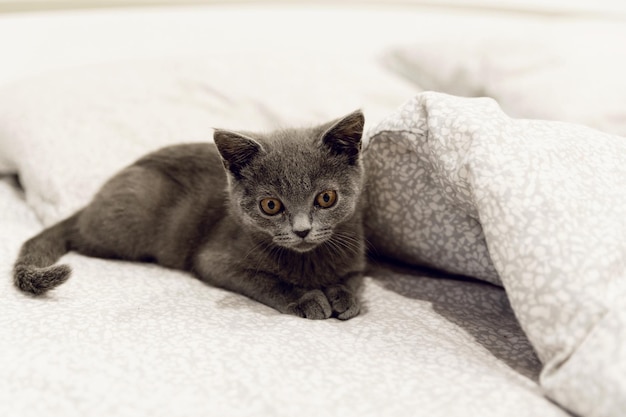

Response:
(13, 111), (366, 320)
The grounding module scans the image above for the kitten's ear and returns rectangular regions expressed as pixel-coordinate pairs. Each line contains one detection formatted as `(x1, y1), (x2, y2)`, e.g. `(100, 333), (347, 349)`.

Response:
(320, 110), (365, 165)
(213, 129), (264, 179)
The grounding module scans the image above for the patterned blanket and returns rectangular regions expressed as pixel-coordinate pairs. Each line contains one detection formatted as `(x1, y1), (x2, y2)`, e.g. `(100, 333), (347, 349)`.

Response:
(364, 92), (626, 417)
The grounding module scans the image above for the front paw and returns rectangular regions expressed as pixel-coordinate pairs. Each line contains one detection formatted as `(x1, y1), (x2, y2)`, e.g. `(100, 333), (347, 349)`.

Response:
(287, 290), (332, 320)
(324, 285), (360, 320)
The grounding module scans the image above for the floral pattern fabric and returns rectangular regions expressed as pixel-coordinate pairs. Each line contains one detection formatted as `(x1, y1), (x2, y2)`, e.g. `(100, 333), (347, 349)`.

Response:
(363, 92), (626, 417)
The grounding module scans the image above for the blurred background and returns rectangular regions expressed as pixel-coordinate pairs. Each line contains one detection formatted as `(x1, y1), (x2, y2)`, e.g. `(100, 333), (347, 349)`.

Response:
(1, 0), (626, 14)
(1, 0), (625, 228)
(1, 0), (625, 136)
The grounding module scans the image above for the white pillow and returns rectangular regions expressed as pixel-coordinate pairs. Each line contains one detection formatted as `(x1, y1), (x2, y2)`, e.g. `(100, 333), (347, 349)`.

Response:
(0, 58), (411, 224)
(385, 19), (626, 137)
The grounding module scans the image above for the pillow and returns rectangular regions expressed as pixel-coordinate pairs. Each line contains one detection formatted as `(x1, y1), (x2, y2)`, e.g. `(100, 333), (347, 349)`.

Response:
(0, 58), (412, 225)
(384, 19), (626, 138)
(363, 92), (626, 417)
(362, 104), (501, 285)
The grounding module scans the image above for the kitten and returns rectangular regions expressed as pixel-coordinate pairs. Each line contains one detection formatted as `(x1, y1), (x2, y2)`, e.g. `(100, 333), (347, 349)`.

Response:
(13, 111), (366, 320)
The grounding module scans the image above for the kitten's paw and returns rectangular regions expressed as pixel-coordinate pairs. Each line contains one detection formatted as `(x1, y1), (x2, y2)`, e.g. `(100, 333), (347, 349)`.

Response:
(287, 290), (332, 320)
(324, 285), (360, 320)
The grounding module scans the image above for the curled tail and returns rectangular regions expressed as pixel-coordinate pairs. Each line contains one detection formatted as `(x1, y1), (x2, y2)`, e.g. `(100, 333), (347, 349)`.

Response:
(14, 213), (80, 295)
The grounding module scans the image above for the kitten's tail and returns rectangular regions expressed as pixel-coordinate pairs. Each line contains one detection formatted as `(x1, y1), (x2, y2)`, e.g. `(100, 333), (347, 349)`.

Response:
(13, 212), (80, 295)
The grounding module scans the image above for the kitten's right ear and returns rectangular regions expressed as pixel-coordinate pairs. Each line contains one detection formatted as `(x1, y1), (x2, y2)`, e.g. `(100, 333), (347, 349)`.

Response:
(213, 129), (264, 179)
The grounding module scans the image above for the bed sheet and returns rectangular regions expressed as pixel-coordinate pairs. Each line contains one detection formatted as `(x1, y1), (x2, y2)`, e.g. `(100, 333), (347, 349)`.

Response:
(0, 176), (569, 417)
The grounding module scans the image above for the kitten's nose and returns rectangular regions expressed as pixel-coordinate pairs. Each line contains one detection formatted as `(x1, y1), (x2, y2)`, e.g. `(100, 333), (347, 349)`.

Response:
(292, 213), (312, 239)
(294, 229), (311, 239)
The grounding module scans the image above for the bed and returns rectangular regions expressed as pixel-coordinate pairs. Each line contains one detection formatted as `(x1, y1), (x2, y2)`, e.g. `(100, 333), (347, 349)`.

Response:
(0, 2), (625, 417)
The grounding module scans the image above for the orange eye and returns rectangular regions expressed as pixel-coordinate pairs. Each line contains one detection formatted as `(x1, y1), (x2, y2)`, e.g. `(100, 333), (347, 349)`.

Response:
(316, 190), (337, 208)
(260, 198), (283, 216)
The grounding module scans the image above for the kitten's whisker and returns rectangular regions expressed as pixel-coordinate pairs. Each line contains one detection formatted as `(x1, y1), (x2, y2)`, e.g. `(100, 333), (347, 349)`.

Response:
(363, 236), (378, 256)
(330, 232), (361, 257)
(242, 240), (269, 263)
(276, 246), (286, 269)
(325, 237), (347, 261)
(334, 230), (359, 243)
(253, 243), (278, 278)
(335, 231), (362, 247)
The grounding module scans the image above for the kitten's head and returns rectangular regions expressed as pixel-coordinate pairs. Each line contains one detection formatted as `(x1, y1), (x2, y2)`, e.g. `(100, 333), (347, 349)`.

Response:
(214, 110), (365, 253)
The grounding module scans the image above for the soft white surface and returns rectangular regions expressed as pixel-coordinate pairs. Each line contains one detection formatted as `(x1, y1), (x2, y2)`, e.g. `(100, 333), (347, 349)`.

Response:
(0, 56), (416, 224)
(1, 0), (625, 16)
(365, 92), (626, 417)
(0, 176), (565, 417)
(1, 4), (606, 221)
(425, 0), (626, 15)
(0, 4), (434, 86)
(0, 4), (427, 221)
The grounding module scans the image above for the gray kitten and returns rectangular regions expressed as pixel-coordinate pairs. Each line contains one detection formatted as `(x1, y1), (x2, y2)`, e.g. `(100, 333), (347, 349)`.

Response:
(13, 111), (366, 320)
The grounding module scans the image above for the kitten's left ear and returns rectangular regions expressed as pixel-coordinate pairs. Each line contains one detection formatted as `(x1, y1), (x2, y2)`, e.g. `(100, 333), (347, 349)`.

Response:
(321, 110), (365, 165)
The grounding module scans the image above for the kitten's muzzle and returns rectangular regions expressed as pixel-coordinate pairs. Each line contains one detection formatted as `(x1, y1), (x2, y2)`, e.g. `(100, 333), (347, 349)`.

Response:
(291, 240), (318, 252)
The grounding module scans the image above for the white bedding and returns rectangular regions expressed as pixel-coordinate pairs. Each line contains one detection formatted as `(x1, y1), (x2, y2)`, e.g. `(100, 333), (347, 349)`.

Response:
(1, 2), (624, 417)
(364, 92), (626, 417)
(0, 179), (562, 416)
(384, 19), (626, 137)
